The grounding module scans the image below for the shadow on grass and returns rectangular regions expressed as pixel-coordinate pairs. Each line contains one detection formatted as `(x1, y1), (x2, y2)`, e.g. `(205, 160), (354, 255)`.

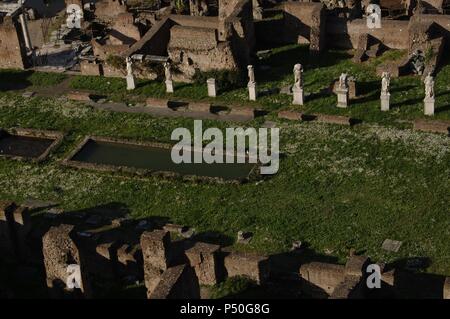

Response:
(0, 70), (33, 91)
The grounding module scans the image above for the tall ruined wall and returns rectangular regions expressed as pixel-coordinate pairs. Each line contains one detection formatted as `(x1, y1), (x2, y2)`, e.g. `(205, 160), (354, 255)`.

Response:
(326, 18), (410, 49)
(0, 18), (26, 69)
(168, 25), (239, 79)
(282, 2), (326, 52)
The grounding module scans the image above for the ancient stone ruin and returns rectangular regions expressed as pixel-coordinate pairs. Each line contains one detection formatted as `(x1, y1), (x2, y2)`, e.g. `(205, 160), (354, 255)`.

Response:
(0, 200), (449, 299)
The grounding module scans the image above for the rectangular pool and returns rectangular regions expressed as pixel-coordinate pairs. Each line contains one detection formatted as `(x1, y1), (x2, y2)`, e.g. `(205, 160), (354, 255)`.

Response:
(68, 138), (256, 181)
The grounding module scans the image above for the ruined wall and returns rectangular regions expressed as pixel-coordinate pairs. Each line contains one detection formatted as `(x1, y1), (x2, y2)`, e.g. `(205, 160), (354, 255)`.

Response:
(109, 13), (141, 46)
(282, 2), (326, 52)
(326, 18), (410, 49)
(124, 16), (174, 57)
(95, 0), (128, 22)
(0, 18), (27, 69)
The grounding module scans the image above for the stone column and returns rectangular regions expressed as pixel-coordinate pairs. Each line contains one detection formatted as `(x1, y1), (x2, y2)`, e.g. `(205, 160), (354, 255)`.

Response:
(292, 63), (304, 105)
(423, 73), (435, 116)
(336, 88), (349, 108)
(207, 78), (216, 97)
(126, 57), (135, 91)
(380, 72), (390, 111)
(293, 86), (304, 105)
(19, 13), (32, 52)
(247, 65), (257, 101)
(424, 97), (435, 116)
(380, 93), (390, 111)
(164, 62), (174, 93)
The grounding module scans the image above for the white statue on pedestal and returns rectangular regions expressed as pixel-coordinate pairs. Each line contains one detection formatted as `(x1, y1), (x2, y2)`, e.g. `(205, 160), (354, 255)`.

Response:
(381, 72), (390, 95)
(424, 73), (434, 99)
(293, 63), (303, 89)
(339, 73), (348, 90)
(126, 57), (133, 77)
(126, 56), (135, 90)
(164, 62), (172, 81)
(247, 65), (255, 84)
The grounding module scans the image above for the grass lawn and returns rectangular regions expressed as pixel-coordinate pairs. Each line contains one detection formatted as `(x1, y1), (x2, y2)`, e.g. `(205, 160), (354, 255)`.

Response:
(65, 44), (450, 125)
(0, 44), (448, 277)
(0, 92), (448, 276)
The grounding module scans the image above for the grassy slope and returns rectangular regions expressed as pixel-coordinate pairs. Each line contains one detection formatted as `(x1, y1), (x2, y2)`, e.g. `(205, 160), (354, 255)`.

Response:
(0, 45), (448, 275)
(67, 45), (450, 125)
(0, 93), (448, 275)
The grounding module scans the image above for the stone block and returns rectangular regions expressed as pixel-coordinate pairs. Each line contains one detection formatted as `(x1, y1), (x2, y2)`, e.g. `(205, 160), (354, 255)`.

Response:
(223, 251), (269, 284)
(148, 264), (200, 299)
(166, 80), (174, 93)
(299, 262), (346, 295)
(316, 114), (354, 126)
(345, 255), (370, 278)
(42, 224), (92, 298)
(229, 106), (255, 118)
(146, 98), (169, 109)
(424, 97), (435, 116)
(444, 277), (450, 299)
(381, 93), (390, 111)
(207, 78), (216, 97)
(292, 86), (304, 105)
(248, 82), (257, 101)
(66, 91), (92, 102)
(329, 276), (364, 299)
(188, 102), (211, 113)
(413, 119), (450, 135)
(141, 230), (172, 296)
(336, 88), (349, 108)
(278, 110), (302, 121)
(185, 242), (221, 285)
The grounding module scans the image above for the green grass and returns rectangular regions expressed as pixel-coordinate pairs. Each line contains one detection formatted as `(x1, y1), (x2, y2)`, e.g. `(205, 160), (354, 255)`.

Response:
(0, 92), (448, 276)
(0, 45), (449, 277)
(0, 69), (67, 89)
(66, 45), (450, 125)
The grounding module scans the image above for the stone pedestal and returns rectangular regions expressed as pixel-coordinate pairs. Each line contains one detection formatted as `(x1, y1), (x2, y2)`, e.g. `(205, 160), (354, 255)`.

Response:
(207, 78), (216, 97)
(165, 80), (174, 93)
(126, 75), (135, 91)
(336, 88), (349, 108)
(380, 93), (390, 111)
(248, 81), (257, 101)
(424, 97), (435, 116)
(292, 86), (304, 105)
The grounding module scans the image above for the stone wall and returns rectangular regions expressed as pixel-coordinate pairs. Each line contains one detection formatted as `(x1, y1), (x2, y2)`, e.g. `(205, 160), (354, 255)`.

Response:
(326, 18), (410, 49)
(282, 2), (326, 53)
(0, 17), (27, 69)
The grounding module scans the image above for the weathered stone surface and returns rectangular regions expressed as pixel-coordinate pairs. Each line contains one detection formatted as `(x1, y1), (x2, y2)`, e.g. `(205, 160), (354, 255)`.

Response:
(42, 224), (92, 298)
(146, 98), (169, 109)
(141, 230), (172, 297)
(188, 102), (211, 113)
(66, 91), (92, 102)
(444, 277), (450, 299)
(300, 262), (346, 295)
(185, 242), (220, 285)
(345, 255), (370, 278)
(413, 119), (450, 135)
(381, 239), (402, 252)
(224, 251), (269, 284)
(329, 276), (364, 299)
(278, 110), (302, 121)
(229, 106), (255, 118)
(0, 18), (27, 69)
(148, 264), (200, 299)
(315, 114), (354, 126)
